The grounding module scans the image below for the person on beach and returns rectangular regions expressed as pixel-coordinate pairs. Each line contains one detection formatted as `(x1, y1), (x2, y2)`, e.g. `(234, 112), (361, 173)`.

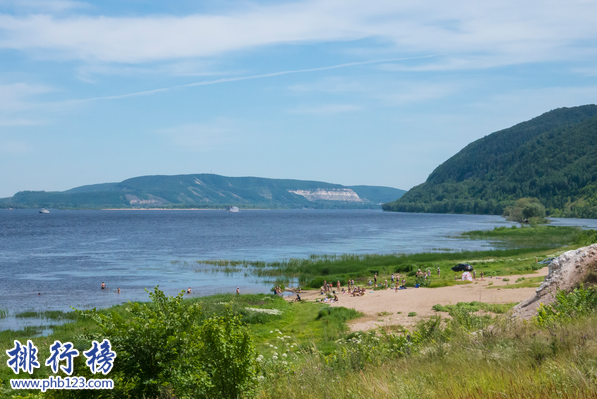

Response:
(385, 280), (388, 289)
(374, 273), (377, 285)
(323, 281), (327, 293)
(480, 271), (484, 278)
(187, 287), (192, 294)
(333, 294), (339, 302)
(437, 267), (440, 276)
(473, 270), (477, 279)
(337, 280), (340, 291)
(295, 294), (301, 302)
(391, 274), (395, 283)
(402, 279), (406, 288)
(236, 287), (240, 295)
(101, 282), (106, 290)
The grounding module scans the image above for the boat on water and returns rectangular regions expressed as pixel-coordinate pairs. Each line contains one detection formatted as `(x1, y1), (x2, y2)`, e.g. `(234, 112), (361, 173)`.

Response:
(226, 206), (240, 213)
(39, 208), (50, 214)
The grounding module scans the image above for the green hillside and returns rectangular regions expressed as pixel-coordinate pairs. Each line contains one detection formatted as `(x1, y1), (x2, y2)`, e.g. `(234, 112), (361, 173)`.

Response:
(383, 104), (597, 218)
(1, 174), (404, 209)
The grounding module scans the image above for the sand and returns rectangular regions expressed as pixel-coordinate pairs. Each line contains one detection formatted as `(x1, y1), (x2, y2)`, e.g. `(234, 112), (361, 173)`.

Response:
(291, 267), (548, 331)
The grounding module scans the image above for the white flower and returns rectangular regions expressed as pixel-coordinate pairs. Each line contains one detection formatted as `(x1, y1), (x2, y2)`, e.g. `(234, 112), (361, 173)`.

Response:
(274, 346), (278, 349)
(257, 376), (265, 381)
(270, 331), (273, 333)
(282, 361), (288, 365)
(273, 352), (278, 356)
(282, 353), (288, 358)
(272, 355), (278, 360)
(269, 344), (274, 348)
(278, 331), (283, 335)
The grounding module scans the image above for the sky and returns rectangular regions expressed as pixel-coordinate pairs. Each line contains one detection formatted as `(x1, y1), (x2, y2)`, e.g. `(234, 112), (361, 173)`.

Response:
(1, 0), (597, 197)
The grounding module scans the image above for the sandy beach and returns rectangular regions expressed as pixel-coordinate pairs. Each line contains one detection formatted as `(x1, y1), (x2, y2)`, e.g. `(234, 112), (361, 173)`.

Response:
(293, 267), (549, 331)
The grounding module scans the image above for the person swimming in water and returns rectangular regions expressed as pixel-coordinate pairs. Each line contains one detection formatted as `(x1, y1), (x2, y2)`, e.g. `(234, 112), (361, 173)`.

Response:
(187, 287), (192, 294)
(101, 282), (106, 290)
(236, 287), (240, 295)
(117, 288), (121, 294)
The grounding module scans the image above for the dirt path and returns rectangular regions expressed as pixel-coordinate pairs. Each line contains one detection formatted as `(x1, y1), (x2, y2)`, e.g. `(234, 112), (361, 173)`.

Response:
(292, 267), (548, 331)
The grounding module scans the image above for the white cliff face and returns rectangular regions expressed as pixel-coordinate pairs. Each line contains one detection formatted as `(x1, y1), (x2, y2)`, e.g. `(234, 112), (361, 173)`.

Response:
(288, 188), (363, 202)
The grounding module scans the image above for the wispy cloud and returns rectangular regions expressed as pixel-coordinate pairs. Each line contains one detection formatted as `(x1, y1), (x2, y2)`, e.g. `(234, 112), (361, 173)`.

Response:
(59, 56), (435, 103)
(0, 0), (595, 68)
(0, 83), (53, 113)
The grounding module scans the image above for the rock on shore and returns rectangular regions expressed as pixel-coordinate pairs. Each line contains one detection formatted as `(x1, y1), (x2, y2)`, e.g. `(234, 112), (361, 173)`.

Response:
(512, 244), (597, 319)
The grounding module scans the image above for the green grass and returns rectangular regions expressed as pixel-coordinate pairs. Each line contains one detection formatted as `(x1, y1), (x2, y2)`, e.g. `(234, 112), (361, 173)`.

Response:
(487, 275), (546, 289)
(461, 225), (586, 247)
(257, 314), (597, 398)
(14, 310), (81, 320)
(432, 301), (517, 314)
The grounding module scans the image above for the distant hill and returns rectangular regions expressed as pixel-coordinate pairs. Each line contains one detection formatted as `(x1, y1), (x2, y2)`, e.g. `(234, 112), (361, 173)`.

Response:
(1, 174), (405, 209)
(383, 105), (597, 218)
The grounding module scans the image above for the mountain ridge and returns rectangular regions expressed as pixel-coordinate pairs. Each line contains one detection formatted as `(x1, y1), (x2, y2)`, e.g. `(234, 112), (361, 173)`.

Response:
(1, 174), (405, 209)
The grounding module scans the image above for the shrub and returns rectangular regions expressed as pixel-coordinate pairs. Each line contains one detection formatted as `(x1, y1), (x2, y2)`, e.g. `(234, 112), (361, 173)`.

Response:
(535, 286), (597, 326)
(71, 287), (258, 399)
(408, 312), (417, 317)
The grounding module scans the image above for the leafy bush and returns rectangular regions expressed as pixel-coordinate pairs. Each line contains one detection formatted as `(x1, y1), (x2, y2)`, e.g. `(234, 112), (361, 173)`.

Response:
(408, 312), (417, 317)
(69, 287), (258, 399)
(535, 286), (597, 326)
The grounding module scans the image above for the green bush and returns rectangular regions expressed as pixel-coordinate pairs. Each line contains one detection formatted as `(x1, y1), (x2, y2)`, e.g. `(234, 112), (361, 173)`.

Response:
(68, 287), (258, 399)
(535, 286), (597, 326)
(408, 312), (417, 317)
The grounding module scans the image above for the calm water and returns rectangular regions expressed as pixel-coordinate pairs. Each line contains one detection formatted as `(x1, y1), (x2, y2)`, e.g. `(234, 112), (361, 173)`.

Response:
(2, 209), (597, 330)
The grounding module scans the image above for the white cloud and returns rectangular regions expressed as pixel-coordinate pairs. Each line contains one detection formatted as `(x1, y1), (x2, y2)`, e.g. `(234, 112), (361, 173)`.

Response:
(0, 0), (595, 68)
(0, 82), (52, 113)
(287, 103), (362, 115)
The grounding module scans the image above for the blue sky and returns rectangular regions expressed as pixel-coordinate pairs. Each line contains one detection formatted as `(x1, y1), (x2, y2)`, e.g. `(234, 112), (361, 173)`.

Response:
(1, 0), (597, 197)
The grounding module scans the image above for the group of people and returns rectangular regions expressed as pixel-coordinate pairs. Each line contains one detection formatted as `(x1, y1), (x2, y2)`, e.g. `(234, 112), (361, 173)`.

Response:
(101, 282), (120, 294)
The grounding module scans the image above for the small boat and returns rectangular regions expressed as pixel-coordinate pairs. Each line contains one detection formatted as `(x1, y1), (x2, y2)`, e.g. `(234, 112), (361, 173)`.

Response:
(226, 206), (240, 213)
(39, 208), (50, 214)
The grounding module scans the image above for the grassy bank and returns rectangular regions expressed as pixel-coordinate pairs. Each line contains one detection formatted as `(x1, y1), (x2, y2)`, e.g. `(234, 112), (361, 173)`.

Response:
(190, 225), (594, 289)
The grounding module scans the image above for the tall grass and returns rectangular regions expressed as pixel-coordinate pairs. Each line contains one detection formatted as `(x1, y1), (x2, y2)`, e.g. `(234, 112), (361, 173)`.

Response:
(257, 313), (597, 398)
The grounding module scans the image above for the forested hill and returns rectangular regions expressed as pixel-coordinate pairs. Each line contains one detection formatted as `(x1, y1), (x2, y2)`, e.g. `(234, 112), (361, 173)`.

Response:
(383, 104), (597, 218)
(1, 174), (405, 209)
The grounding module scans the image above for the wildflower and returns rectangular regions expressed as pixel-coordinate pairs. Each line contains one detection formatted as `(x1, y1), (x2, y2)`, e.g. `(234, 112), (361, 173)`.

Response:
(282, 353), (288, 358)
(257, 376), (265, 381)
(272, 355), (278, 360)
(282, 361), (288, 365)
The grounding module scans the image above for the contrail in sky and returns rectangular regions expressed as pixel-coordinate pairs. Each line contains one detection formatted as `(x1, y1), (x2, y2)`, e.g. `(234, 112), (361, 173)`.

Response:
(73, 55), (439, 103)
